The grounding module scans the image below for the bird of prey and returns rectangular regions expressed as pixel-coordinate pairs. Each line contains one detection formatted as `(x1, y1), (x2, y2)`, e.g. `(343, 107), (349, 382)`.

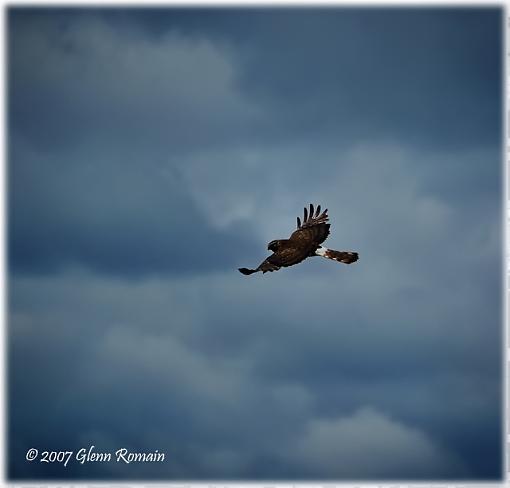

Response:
(239, 204), (358, 275)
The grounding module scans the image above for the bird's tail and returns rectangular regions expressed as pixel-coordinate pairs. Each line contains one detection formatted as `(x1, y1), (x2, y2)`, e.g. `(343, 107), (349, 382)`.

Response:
(316, 247), (359, 264)
(238, 267), (259, 275)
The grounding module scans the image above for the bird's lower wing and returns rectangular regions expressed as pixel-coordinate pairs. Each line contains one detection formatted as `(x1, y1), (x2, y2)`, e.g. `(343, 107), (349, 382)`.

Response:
(258, 259), (282, 273)
(238, 255), (282, 275)
(264, 247), (308, 271)
(240, 248), (308, 275)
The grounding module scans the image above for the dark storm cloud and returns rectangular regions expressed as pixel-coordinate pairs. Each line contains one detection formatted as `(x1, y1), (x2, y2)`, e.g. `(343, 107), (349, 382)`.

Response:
(8, 6), (502, 482)
(8, 10), (262, 154)
(112, 7), (502, 150)
(256, 8), (501, 151)
(237, 8), (502, 150)
(8, 256), (499, 479)
(8, 7), (502, 277)
(9, 135), (258, 276)
(8, 12), (262, 276)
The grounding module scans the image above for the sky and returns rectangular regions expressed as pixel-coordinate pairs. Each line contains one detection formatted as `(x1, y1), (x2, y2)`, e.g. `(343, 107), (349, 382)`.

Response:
(7, 6), (503, 481)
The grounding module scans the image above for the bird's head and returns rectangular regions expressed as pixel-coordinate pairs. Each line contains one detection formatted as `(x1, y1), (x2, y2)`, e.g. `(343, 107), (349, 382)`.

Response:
(267, 240), (281, 252)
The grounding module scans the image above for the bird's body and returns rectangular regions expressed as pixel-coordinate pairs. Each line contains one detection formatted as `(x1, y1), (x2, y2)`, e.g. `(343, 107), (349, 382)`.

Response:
(239, 204), (358, 275)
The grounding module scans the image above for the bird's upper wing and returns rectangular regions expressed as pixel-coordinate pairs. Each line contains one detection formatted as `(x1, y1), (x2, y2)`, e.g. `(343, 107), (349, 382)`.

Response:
(289, 203), (330, 250)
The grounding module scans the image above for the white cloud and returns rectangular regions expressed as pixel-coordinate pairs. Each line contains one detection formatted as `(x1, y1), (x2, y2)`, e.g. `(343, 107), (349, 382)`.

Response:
(287, 406), (469, 479)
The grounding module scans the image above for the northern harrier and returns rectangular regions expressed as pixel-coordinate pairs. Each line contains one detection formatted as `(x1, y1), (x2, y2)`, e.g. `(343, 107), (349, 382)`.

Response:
(239, 204), (358, 275)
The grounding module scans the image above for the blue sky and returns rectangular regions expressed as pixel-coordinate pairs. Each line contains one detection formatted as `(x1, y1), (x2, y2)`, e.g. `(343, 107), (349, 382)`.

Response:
(8, 7), (503, 481)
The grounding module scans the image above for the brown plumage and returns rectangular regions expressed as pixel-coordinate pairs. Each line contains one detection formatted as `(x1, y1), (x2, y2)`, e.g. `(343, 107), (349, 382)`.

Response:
(239, 204), (359, 275)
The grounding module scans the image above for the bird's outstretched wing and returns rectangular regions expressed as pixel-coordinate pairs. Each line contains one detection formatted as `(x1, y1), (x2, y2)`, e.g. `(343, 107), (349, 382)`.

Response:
(289, 203), (330, 251)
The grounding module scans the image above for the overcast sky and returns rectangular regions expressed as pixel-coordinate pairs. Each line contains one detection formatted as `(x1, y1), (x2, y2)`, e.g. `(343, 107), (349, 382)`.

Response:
(8, 7), (502, 481)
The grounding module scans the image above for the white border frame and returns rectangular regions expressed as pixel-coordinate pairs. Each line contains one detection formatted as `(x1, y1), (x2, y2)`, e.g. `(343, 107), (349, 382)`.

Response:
(1, 2), (507, 487)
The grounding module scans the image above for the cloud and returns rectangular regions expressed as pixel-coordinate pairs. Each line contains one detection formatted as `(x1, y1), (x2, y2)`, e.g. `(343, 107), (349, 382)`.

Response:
(8, 13), (270, 278)
(9, 137), (259, 277)
(7, 7), (502, 482)
(223, 8), (502, 151)
(9, 13), (262, 153)
(8, 266), (501, 479)
(8, 10), (502, 280)
(287, 406), (469, 479)
(9, 272), (315, 479)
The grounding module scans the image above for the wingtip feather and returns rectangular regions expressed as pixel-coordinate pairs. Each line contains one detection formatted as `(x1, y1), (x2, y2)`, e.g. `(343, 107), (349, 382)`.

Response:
(239, 268), (257, 275)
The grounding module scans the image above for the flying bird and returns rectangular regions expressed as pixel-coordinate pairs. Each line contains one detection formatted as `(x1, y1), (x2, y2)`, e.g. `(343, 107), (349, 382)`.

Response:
(239, 204), (358, 275)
